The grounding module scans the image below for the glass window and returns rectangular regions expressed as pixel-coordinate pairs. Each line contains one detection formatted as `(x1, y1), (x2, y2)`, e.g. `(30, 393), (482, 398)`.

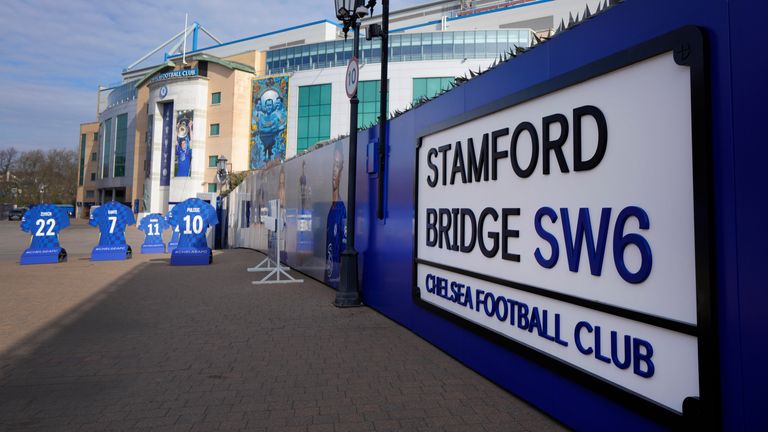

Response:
(391, 36), (402, 62)
(92, 152), (97, 161)
(400, 34), (411, 61)
(93, 132), (98, 142)
(114, 113), (127, 177)
(476, 31), (487, 58)
(357, 80), (389, 129)
(415, 34), (424, 59)
(101, 119), (112, 178)
(486, 31), (498, 56)
(369, 39), (381, 63)
(90, 173), (96, 181)
(208, 183), (217, 193)
(211, 92), (221, 104)
(443, 32), (454, 58)
(86, 190), (95, 198)
(263, 30), (535, 74)
(79, 134), (86, 186)
(209, 155), (219, 167)
(465, 32), (476, 58)
(310, 44), (318, 66)
(318, 43), (328, 68)
(297, 83), (332, 152)
(210, 123), (220, 136)
(412, 77), (454, 104)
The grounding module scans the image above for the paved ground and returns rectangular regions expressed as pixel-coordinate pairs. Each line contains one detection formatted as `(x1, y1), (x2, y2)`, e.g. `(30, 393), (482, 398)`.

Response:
(0, 219), (565, 431)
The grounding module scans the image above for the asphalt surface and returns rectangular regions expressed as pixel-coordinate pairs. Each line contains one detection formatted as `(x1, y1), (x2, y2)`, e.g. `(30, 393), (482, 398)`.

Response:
(0, 219), (565, 431)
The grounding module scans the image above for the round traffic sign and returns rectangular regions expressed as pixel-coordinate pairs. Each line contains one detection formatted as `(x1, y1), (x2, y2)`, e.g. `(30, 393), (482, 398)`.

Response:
(345, 57), (359, 99)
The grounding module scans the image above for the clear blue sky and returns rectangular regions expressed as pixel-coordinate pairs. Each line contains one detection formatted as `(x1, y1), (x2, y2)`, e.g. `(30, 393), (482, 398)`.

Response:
(0, 0), (423, 152)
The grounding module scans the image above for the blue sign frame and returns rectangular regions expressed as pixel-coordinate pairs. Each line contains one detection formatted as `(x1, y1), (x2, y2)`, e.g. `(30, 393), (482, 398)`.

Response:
(412, 27), (714, 427)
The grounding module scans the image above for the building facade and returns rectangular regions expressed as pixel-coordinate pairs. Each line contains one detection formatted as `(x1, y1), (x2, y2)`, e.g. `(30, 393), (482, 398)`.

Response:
(78, 0), (599, 215)
(75, 122), (99, 218)
(94, 82), (143, 209)
(137, 56), (256, 214)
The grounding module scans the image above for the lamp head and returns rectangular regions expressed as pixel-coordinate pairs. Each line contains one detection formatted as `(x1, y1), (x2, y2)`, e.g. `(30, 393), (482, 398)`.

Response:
(335, 0), (351, 20)
(216, 155), (228, 172)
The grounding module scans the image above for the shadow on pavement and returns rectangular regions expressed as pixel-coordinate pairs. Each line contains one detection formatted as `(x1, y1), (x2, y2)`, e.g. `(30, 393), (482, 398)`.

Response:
(0, 249), (564, 432)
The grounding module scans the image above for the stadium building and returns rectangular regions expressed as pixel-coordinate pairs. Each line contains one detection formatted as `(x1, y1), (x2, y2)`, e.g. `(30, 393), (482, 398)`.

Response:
(76, 0), (599, 217)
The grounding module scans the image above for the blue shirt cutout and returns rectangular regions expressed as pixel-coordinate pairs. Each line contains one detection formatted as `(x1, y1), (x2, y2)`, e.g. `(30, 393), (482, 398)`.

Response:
(167, 198), (218, 249)
(89, 201), (135, 246)
(20, 204), (70, 250)
(138, 213), (170, 245)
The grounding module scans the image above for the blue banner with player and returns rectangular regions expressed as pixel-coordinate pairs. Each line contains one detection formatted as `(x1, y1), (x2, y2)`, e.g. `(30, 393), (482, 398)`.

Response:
(167, 197), (218, 265)
(325, 142), (347, 289)
(175, 110), (193, 177)
(160, 102), (173, 186)
(89, 201), (135, 261)
(250, 76), (288, 169)
(19, 204), (70, 265)
(138, 213), (170, 254)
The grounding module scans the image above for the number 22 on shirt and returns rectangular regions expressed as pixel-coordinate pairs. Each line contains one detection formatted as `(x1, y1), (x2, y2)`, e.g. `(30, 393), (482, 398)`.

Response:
(35, 219), (56, 236)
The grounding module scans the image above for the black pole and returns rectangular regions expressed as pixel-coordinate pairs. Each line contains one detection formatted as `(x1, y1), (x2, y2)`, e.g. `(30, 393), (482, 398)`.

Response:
(335, 20), (362, 307)
(376, 0), (389, 220)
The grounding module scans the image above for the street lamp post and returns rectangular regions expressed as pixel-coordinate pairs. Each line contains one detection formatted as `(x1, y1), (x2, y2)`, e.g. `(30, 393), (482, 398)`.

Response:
(333, 0), (369, 307)
(214, 155), (230, 250)
(216, 155), (230, 192)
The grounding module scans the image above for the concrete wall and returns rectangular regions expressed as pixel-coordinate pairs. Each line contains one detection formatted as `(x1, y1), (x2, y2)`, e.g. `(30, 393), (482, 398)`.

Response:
(231, 69), (254, 173)
(131, 85), (149, 212)
(75, 122), (100, 218)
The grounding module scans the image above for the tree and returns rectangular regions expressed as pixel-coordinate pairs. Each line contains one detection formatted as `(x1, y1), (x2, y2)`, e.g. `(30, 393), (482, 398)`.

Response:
(0, 147), (19, 203)
(1, 148), (77, 206)
(0, 147), (17, 178)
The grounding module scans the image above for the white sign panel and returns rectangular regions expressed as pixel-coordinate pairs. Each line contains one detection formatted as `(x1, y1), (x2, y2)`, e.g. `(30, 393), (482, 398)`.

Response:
(415, 41), (709, 414)
(345, 57), (359, 99)
(417, 264), (699, 412)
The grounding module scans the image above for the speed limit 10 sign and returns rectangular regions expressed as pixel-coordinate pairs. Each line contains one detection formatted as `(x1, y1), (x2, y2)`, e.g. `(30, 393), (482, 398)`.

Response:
(345, 57), (359, 99)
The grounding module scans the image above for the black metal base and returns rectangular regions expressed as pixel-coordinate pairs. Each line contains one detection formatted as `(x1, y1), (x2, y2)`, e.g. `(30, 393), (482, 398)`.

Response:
(334, 249), (362, 307)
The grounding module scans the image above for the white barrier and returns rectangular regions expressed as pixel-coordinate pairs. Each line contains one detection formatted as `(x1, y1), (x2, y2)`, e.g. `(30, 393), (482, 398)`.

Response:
(247, 199), (303, 285)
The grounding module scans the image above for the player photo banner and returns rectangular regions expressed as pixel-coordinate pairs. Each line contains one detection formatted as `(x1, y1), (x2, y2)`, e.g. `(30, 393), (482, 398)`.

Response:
(250, 76), (289, 169)
(160, 102), (174, 186)
(228, 137), (348, 284)
(175, 110), (193, 177)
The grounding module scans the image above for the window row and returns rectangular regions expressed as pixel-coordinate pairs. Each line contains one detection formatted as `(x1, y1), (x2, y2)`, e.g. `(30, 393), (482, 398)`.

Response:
(266, 29), (533, 75)
(97, 113), (128, 179)
(296, 77), (450, 152)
